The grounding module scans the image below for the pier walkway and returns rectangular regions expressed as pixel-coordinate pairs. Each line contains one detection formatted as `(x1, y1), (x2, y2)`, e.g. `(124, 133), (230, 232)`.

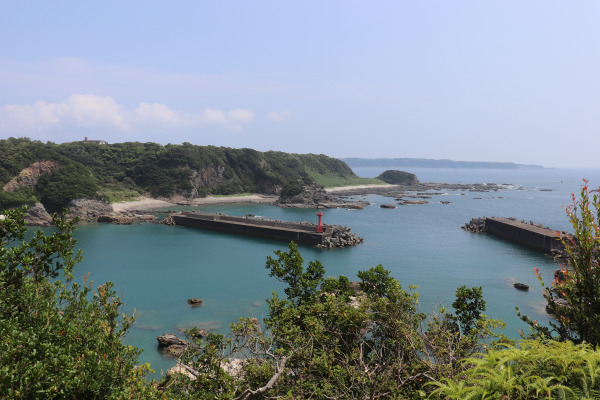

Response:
(172, 212), (333, 245)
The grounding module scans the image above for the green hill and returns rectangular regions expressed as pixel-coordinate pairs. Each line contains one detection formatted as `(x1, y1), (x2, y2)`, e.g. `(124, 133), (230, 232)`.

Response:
(0, 138), (379, 211)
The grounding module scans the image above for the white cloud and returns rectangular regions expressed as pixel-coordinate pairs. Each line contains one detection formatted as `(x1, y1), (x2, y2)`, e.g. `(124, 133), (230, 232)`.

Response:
(267, 110), (292, 122)
(198, 108), (227, 125)
(0, 95), (254, 134)
(228, 108), (254, 123)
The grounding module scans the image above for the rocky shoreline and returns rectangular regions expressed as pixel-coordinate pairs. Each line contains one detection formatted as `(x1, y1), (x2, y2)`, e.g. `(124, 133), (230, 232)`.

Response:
(14, 181), (514, 227)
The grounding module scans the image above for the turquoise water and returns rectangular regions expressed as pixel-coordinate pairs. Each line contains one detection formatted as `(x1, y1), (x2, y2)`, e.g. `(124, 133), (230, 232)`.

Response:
(69, 167), (600, 377)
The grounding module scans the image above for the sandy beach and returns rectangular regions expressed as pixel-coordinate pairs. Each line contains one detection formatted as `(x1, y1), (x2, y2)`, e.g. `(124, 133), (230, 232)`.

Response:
(111, 185), (391, 212)
(111, 194), (278, 212)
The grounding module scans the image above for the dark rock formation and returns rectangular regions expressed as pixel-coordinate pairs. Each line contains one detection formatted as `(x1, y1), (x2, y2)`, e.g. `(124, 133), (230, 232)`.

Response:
(513, 283), (529, 291)
(275, 181), (369, 209)
(397, 199), (428, 205)
(68, 199), (113, 222)
(97, 215), (134, 225)
(275, 181), (334, 208)
(380, 204), (396, 209)
(187, 298), (203, 306)
(157, 333), (188, 358)
(24, 203), (53, 226)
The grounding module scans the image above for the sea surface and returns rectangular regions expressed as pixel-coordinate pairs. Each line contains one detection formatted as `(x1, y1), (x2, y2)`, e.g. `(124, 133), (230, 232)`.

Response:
(68, 167), (600, 377)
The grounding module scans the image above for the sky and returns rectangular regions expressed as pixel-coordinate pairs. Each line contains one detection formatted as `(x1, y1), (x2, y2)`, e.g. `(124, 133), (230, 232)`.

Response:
(1, 1), (599, 168)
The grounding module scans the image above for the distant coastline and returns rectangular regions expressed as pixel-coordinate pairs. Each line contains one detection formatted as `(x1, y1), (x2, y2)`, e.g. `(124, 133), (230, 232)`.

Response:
(342, 157), (544, 170)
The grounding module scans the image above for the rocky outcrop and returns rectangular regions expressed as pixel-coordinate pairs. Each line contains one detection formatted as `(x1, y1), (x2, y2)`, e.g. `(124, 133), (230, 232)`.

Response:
(67, 199), (113, 222)
(397, 199), (428, 205)
(2, 160), (61, 192)
(276, 182), (334, 208)
(276, 181), (369, 209)
(380, 204), (396, 209)
(24, 203), (53, 226)
(462, 217), (487, 233)
(188, 165), (226, 198)
(513, 283), (529, 291)
(157, 333), (188, 358)
(97, 215), (134, 225)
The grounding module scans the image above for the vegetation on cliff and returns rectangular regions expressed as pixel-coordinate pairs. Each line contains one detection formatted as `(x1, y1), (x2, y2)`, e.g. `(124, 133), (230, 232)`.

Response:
(376, 169), (419, 185)
(0, 138), (377, 211)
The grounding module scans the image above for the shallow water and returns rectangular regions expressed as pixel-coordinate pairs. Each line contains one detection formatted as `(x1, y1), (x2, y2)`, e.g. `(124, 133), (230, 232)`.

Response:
(69, 167), (600, 377)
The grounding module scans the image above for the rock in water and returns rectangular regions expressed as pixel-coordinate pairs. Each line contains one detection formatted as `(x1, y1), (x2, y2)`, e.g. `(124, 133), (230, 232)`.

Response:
(157, 333), (188, 358)
(187, 298), (203, 306)
(513, 283), (529, 291)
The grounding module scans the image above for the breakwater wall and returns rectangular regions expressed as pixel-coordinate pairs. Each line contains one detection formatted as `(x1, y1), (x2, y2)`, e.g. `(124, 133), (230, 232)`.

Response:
(463, 217), (568, 255)
(170, 212), (333, 245)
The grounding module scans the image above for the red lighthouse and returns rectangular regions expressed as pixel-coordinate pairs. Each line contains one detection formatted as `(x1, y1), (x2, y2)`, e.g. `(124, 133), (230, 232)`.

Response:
(316, 211), (324, 233)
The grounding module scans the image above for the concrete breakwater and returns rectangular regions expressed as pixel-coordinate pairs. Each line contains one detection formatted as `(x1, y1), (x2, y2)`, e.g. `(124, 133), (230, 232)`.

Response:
(162, 211), (363, 248)
(463, 217), (569, 257)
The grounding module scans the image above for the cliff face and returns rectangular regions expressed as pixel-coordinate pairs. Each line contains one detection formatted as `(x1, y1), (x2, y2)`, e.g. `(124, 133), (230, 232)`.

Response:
(2, 160), (61, 192)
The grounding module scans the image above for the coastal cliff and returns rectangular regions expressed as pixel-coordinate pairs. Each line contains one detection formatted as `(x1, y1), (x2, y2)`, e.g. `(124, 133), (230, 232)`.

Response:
(0, 138), (378, 218)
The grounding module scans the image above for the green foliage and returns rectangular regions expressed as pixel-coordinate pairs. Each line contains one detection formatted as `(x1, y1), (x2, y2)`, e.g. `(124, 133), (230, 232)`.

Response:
(0, 208), (156, 399)
(450, 285), (486, 335)
(36, 163), (101, 213)
(375, 169), (419, 185)
(428, 340), (600, 400)
(518, 180), (600, 346)
(279, 182), (304, 199)
(305, 168), (384, 188)
(265, 242), (325, 305)
(0, 138), (363, 207)
(0, 186), (37, 210)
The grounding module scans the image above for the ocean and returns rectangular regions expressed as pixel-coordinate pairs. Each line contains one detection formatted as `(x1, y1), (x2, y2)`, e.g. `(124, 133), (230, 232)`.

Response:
(69, 167), (600, 377)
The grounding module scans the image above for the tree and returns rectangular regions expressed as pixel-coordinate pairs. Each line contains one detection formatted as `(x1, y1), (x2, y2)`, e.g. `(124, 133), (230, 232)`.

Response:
(168, 243), (505, 399)
(518, 180), (600, 345)
(0, 208), (155, 399)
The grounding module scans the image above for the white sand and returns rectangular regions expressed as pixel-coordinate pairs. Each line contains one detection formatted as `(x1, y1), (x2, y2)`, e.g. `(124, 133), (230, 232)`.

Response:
(111, 185), (391, 212)
(111, 198), (176, 212)
(111, 194), (277, 212)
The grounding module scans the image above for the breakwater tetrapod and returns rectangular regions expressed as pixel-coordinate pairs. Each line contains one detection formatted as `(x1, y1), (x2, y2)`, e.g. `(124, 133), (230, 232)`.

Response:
(163, 211), (363, 248)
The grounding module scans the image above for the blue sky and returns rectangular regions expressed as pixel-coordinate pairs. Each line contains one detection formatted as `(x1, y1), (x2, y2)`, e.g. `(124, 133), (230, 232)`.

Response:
(1, 1), (599, 167)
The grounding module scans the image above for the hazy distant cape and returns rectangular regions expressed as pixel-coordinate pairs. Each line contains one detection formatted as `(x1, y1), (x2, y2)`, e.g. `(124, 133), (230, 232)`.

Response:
(342, 158), (544, 170)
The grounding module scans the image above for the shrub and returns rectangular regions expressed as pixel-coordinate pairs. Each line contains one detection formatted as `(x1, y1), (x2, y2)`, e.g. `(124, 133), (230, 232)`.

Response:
(0, 208), (155, 399)
(518, 180), (600, 346)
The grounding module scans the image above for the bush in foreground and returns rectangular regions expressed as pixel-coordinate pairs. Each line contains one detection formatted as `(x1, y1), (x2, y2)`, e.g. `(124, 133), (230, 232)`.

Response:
(0, 208), (156, 399)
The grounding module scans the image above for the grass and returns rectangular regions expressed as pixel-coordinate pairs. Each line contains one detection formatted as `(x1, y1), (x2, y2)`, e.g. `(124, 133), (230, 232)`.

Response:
(306, 169), (386, 188)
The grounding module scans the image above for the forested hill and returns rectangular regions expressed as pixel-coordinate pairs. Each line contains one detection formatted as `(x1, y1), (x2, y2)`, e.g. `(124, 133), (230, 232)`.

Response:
(343, 157), (544, 169)
(0, 138), (372, 212)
